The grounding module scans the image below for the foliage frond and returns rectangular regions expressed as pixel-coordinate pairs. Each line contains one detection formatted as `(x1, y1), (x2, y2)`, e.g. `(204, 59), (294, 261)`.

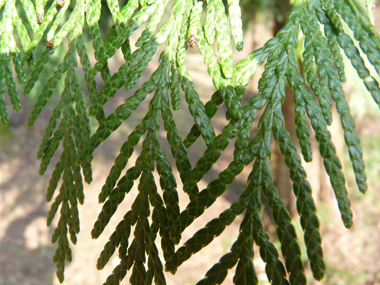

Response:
(2, 0), (380, 284)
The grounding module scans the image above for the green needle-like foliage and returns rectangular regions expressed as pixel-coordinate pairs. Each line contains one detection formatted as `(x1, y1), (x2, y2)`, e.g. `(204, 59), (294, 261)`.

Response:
(2, 0), (380, 284)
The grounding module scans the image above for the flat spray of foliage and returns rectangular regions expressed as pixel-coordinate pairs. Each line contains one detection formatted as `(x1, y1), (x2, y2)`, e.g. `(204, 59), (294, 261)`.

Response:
(0, 0), (379, 284)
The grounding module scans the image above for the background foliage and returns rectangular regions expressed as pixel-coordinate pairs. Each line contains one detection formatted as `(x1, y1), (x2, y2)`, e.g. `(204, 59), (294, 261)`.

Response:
(1, 0), (380, 284)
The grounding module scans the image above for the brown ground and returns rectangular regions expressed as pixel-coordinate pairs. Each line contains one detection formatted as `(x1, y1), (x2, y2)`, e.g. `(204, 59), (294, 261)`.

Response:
(1, 25), (380, 285)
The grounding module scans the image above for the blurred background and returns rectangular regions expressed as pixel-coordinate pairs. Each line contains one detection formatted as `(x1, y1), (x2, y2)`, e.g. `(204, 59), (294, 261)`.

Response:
(1, 0), (380, 284)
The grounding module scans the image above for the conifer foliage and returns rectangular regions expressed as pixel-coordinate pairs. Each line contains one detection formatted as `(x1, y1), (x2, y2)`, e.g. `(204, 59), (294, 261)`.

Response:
(0, 0), (379, 284)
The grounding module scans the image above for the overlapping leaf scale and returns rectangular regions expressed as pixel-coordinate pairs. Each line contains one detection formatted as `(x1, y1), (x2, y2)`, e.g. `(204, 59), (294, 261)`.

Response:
(120, 0), (139, 22)
(46, 160), (64, 202)
(47, 0), (71, 45)
(89, 24), (118, 84)
(86, 0), (101, 26)
(309, 0), (346, 82)
(194, 204), (255, 285)
(145, 228), (166, 285)
(124, 40), (159, 91)
(103, 95), (166, 285)
(19, 0), (38, 33)
(1, 54), (21, 112)
(184, 105), (250, 191)
(289, 77), (353, 228)
(106, 0), (122, 24)
(0, 59), (8, 125)
(47, 44), (88, 283)
(28, 42), (73, 127)
(167, 0), (186, 111)
(121, 38), (132, 62)
(88, 23), (112, 92)
(256, 97), (306, 284)
(128, 174), (156, 285)
(190, 2), (222, 85)
(180, 67), (216, 147)
(237, 97), (269, 163)
(132, 86), (167, 285)
(170, 160), (245, 243)
(97, 211), (137, 270)
(328, 72), (367, 193)
(305, 7), (336, 125)
(75, 35), (105, 123)
(337, 32), (380, 108)
(114, 100), (168, 284)
(303, 8), (367, 193)
(126, 5), (178, 92)
(176, 0), (193, 68)
(205, 0), (217, 45)
(165, 202), (244, 274)
(184, 91), (223, 148)
(233, 105), (257, 163)
(169, 158), (244, 244)
(232, 211), (257, 285)
(293, 89), (312, 162)
(98, 124), (147, 203)
(158, 62), (182, 225)
(35, 0), (44, 15)
(39, 58), (72, 174)
(227, 0), (243, 51)
(195, 224), (255, 285)
(188, 0), (202, 36)
(262, 158), (306, 284)
(290, 1), (353, 228)
(0, 0), (17, 54)
(161, 62), (199, 202)
(197, 252), (238, 285)
(135, 0), (169, 47)
(215, 0), (234, 78)
(39, 106), (69, 176)
(147, 202), (168, 285)
(155, 147), (178, 261)
(23, 51), (54, 97)
(272, 117), (324, 280)
(49, 141), (83, 283)
(13, 14), (31, 53)
(231, 48), (267, 88)
(169, 63), (181, 110)
(321, 0), (344, 33)
(257, 19), (307, 283)
(335, 0), (380, 75)
(301, 27), (332, 125)
(89, 41), (156, 115)
(11, 52), (25, 84)
(72, 79), (92, 184)
(36, 100), (65, 162)
(24, 3), (58, 61)
(169, 92), (267, 243)
(91, 2), (161, 76)
(242, 162), (289, 285)
(194, 18), (242, 119)
(92, 85), (162, 239)
(28, 60), (71, 130)
(168, 41), (181, 106)
(92, 166), (141, 239)
(185, 47), (267, 149)
(76, 65), (162, 165)
(344, 0), (379, 36)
